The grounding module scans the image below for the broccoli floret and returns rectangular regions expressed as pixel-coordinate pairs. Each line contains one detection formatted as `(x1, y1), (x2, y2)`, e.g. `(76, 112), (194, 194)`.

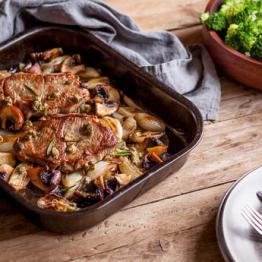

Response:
(250, 35), (262, 59)
(200, 0), (262, 60)
(200, 12), (210, 24)
(225, 24), (242, 51)
(208, 12), (228, 31)
(201, 12), (227, 31)
(238, 22), (258, 50)
(220, 0), (246, 24)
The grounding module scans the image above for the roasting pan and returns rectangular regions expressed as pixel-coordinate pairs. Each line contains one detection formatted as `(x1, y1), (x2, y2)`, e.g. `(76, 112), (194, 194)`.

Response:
(0, 27), (203, 233)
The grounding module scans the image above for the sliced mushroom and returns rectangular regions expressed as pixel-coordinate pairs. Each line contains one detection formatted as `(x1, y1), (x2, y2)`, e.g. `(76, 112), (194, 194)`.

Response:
(78, 67), (101, 80)
(28, 167), (61, 192)
(96, 101), (119, 117)
(8, 163), (31, 191)
(62, 171), (83, 188)
(135, 113), (165, 132)
(119, 156), (142, 180)
(122, 117), (137, 140)
(61, 56), (85, 74)
(37, 194), (78, 212)
(102, 117), (123, 142)
(0, 152), (16, 166)
(0, 164), (14, 181)
(0, 105), (24, 131)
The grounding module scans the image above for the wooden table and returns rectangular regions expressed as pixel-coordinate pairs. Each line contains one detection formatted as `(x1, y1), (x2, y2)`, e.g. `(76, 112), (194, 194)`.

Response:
(1, 1), (262, 261)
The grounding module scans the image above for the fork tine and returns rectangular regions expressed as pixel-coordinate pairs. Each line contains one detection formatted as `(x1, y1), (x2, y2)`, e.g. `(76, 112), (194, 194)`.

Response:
(241, 207), (262, 235)
(242, 206), (262, 228)
(246, 205), (262, 222)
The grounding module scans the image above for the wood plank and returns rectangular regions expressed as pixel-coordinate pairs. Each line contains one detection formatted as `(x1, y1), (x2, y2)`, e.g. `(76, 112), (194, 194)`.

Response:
(83, 222), (223, 262)
(0, 183), (231, 262)
(105, 0), (206, 30)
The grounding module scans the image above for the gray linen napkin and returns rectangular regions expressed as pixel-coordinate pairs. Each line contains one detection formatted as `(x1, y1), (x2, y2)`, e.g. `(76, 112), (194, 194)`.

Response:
(0, 0), (221, 120)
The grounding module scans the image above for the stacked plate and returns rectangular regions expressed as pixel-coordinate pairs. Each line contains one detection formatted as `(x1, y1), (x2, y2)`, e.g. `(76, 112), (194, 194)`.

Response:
(217, 166), (262, 261)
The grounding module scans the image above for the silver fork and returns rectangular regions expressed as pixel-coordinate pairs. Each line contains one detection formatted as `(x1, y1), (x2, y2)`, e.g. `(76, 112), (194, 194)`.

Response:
(241, 205), (262, 235)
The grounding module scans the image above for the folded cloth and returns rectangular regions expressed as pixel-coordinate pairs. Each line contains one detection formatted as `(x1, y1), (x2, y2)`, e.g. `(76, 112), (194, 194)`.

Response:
(0, 0), (221, 120)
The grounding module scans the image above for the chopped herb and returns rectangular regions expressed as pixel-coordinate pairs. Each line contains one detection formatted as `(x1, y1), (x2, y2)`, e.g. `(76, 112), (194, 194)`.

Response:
(18, 166), (27, 174)
(112, 151), (132, 156)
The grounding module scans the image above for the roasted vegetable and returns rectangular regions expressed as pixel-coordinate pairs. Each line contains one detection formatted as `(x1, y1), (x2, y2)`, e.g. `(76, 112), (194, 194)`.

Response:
(0, 105), (24, 131)
(61, 55), (85, 74)
(28, 168), (61, 192)
(8, 163), (31, 191)
(119, 156), (142, 180)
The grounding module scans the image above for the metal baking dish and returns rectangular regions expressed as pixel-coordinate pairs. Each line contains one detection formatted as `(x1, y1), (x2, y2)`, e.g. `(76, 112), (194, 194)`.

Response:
(0, 27), (203, 233)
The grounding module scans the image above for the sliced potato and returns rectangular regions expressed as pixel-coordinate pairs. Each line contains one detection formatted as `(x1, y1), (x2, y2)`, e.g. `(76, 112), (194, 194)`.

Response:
(96, 101), (118, 117)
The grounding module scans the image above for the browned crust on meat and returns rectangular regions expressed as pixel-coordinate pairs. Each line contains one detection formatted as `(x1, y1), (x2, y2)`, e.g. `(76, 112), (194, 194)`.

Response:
(0, 73), (89, 117)
(15, 114), (117, 172)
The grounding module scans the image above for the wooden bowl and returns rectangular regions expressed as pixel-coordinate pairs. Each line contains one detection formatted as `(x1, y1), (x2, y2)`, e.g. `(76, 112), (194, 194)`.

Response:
(202, 0), (262, 90)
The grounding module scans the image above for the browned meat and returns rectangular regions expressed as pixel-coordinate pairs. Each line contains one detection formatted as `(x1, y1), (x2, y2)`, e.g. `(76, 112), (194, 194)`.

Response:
(15, 114), (117, 172)
(0, 72), (89, 119)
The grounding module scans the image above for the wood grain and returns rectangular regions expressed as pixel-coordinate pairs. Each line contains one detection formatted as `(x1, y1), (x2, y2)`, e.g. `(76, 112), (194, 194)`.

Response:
(105, 0), (206, 30)
(1, 0), (261, 261)
(0, 183), (230, 262)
